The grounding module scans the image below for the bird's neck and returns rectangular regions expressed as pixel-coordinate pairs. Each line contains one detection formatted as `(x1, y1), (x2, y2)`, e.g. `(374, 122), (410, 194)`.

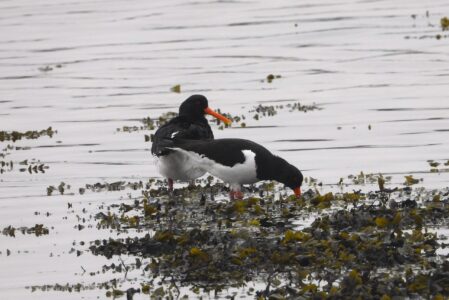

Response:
(256, 154), (288, 182)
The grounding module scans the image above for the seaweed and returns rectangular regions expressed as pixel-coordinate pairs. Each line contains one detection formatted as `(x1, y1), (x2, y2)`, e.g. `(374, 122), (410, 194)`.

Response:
(2, 224), (50, 237)
(347, 172), (391, 186)
(214, 102), (321, 130)
(0, 127), (56, 142)
(0, 128), (55, 175)
(73, 182), (449, 299)
(427, 159), (449, 173)
(77, 180), (145, 194)
(170, 84), (181, 93)
(404, 175), (421, 186)
(441, 17), (449, 31)
(266, 74), (282, 83)
(47, 182), (71, 196)
(38, 64), (62, 72)
(118, 100), (321, 137)
(405, 12), (449, 39)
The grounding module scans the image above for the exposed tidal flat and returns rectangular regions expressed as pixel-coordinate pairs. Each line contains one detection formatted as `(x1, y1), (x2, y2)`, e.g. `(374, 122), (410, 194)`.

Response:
(1, 0), (449, 299)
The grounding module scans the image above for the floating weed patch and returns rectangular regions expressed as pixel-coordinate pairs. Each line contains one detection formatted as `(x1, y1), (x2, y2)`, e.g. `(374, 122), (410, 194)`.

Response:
(117, 112), (178, 134)
(404, 175), (421, 186)
(265, 74), (282, 83)
(170, 84), (181, 93)
(303, 176), (323, 188)
(0, 159), (13, 174)
(405, 13), (449, 39)
(1, 158), (49, 174)
(37, 64), (63, 73)
(119, 101), (321, 134)
(27, 281), (125, 293)
(216, 102), (321, 130)
(247, 102), (321, 120)
(2, 224), (50, 237)
(19, 159), (49, 174)
(154, 111), (178, 127)
(0, 127), (56, 142)
(71, 183), (449, 299)
(47, 182), (71, 196)
(347, 171), (392, 186)
(79, 180), (144, 194)
(0, 127), (55, 174)
(441, 17), (449, 31)
(427, 159), (449, 173)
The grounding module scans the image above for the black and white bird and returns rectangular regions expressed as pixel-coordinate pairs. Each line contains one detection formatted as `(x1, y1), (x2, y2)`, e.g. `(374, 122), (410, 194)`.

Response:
(151, 95), (232, 190)
(159, 138), (303, 199)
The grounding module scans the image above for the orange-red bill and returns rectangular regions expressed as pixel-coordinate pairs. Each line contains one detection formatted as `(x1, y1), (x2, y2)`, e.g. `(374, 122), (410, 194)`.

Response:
(204, 107), (232, 125)
(294, 187), (301, 198)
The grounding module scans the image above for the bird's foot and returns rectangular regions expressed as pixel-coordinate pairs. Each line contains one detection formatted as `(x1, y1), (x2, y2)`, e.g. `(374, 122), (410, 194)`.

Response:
(168, 178), (174, 192)
(229, 190), (244, 201)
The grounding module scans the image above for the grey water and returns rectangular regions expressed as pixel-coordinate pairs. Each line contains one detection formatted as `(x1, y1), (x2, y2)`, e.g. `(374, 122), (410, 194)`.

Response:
(1, 0), (449, 299)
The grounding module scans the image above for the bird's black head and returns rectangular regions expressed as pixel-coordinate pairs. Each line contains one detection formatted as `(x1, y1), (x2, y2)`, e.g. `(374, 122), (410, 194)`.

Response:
(179, 95), (209, 121)
(178, 94), (232, 125)
(276, 160), (303, 198)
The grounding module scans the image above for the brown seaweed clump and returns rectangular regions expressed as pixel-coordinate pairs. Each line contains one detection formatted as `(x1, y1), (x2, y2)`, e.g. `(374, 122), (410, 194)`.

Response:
(85, 182), (449, 299)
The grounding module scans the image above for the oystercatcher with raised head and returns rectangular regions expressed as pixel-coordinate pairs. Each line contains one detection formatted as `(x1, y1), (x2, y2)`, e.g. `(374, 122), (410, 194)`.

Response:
(151, 95), (232, 191)
(160, 138), (303, 199)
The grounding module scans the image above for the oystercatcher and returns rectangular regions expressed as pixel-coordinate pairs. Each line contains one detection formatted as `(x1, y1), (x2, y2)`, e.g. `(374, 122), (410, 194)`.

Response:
(160, 138), (303, 199)
(151, 95), (232, 190)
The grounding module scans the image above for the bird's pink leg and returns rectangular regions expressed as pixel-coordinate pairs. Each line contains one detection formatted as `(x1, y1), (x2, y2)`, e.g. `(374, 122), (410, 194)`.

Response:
(168, 178), (174, 192)
(229, 185), (244, 200)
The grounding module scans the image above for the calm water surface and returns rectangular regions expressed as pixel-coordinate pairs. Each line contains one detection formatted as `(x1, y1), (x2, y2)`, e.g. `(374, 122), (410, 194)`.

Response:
(1, 0), (449, 299)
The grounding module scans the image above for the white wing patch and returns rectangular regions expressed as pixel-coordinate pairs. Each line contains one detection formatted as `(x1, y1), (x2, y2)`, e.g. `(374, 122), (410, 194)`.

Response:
(165, 148), (258, 185)
(171, 131), (179, 138)
(210, 149), (258, 185)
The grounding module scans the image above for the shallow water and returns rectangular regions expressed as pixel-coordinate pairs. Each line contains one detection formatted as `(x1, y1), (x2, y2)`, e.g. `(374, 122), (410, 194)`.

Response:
(1, 0), (449, 299)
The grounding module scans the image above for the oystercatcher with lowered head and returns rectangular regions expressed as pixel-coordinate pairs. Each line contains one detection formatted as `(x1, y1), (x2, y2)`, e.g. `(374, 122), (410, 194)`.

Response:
(159, 138), (303, 199)
(151, 95), (232, 191)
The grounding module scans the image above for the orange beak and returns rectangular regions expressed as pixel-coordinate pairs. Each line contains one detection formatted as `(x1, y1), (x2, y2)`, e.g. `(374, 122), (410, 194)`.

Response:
(294, 187), (301, 198)
(204, 107), (232, 125)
